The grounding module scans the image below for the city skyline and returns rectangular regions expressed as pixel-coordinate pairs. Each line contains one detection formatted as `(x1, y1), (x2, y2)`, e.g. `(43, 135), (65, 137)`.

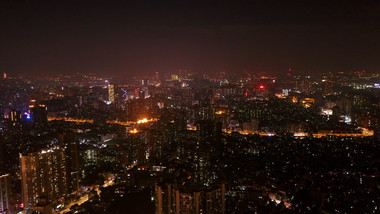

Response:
(0, 1), (379, 213)
(0, 62), (379, 213)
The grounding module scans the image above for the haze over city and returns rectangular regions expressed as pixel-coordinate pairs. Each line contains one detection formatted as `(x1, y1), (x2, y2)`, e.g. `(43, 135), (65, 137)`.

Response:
(1, 0), (380, 75)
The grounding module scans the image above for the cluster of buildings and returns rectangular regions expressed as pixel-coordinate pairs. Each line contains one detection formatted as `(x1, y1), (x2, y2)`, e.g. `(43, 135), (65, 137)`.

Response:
(0, 69), (378, 213)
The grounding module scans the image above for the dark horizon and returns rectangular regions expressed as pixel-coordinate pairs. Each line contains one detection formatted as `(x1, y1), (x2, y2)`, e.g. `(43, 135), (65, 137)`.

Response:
(1, 0), (379, 76)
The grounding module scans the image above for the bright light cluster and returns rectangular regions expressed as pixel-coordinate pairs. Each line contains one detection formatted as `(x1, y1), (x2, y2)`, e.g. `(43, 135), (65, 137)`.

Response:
(137, 118), (149, 124)
(129, 128), (139, 134)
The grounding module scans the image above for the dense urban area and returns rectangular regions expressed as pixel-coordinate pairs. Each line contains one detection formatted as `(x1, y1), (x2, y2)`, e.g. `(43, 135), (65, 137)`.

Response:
(0, 70), (379, 213)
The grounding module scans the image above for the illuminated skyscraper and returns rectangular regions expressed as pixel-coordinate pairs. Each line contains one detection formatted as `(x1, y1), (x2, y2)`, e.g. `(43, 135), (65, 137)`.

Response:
(9, 109), (21, 122)
(108, 84), (118, 104)
(171, 74), (179, 81)
(0, 173), (10, 212)
(20, 146), (68, 209)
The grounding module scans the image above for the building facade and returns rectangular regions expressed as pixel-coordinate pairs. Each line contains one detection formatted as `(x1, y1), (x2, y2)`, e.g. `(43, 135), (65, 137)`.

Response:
(20, 146), (68, 209)
(155, 183), (226, 214)
(0, 173), (10, 212)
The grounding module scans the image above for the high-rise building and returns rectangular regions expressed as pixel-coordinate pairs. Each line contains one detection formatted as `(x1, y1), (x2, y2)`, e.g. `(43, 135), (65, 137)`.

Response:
(20, 146), (68, 209)
(323, 80), (334, 95)
(295, 75), (312, 95)
(9, 109), (21, 122)
(108, 84), (118, 104)
(58, 132), (80, 195)
(155, 183), (226, 214)
(242, 119), (259, 133)
(0, 173), (10, 212)
(0, 134), (5, 167)
(171, 74), (179, 81)
(30, 104), (48, 124)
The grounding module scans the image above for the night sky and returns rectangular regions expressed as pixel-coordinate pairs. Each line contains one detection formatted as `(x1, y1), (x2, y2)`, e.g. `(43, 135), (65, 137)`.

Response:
(1, 0), (379, 76)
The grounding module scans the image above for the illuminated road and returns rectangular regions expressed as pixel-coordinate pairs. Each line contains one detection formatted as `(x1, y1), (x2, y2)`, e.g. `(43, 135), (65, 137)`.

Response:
(55, 194), (88, 214)
(209, 128), (374, 138)
(223, 129), (276, 136)
(48, 117), (157, 126)
(55, 177), (116, 214)
(313, 128), (374, 138)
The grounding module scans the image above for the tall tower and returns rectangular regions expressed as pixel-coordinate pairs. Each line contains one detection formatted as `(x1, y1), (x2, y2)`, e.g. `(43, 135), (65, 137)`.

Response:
(20, 146), (68, 209)
(58, 132), (80, 195)
(108, 84), (118, 104)
(0, 173), (10, 212)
